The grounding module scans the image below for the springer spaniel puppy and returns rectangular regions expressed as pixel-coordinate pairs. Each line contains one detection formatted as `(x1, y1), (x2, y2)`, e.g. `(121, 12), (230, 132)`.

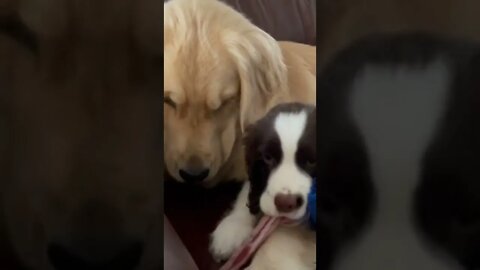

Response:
(317, 32), (480, 270)
(210, 103), (316, 270)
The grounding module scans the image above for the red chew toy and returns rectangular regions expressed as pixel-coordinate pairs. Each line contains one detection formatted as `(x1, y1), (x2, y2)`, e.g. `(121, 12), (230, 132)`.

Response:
(219, 216), (302, 270)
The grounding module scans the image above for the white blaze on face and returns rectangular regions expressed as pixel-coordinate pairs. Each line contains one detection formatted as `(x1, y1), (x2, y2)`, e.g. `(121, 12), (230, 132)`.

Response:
(259, 110), (312, 220)
(332, 60), (463, 270)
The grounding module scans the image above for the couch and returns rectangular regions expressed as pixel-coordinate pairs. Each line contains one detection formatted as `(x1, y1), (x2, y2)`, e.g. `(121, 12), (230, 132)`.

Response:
(164, 1), (317, 269)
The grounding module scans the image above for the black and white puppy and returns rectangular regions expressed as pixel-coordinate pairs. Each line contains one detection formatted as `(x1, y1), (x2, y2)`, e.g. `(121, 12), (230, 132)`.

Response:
(210, 103), (316, 270)
(317, 33), (480, 270)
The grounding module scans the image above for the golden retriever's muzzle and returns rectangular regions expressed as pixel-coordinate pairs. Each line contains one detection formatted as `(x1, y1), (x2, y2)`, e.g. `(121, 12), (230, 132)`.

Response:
(178, 155), (210, 183)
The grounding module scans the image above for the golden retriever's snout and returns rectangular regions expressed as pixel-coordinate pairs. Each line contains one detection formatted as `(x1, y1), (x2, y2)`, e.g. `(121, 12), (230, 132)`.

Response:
(178, 155), (210, 183)
(46, 202), (144, 270)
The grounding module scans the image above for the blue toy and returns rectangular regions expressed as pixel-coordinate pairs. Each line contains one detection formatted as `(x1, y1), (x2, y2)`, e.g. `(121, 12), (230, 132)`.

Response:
(307, 180), (316, 230)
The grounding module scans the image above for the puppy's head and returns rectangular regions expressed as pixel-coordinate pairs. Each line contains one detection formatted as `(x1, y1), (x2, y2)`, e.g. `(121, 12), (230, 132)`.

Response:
(163, 0), (287, 186)
(244, 103), (316, 220)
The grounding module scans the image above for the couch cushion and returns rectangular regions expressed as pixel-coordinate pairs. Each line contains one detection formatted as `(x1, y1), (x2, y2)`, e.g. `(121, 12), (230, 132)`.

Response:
(164, 216), (199, 270)
(165, 179), (243, 270)
(220, 0), (316, 45)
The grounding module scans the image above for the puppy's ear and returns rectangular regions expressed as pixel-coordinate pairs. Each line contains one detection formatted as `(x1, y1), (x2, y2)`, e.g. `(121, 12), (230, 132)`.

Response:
(246, 159), (269, 215)
(227, 29), (288, 132)
(242, 123), (256, 145)
(243, 125), (268, 215)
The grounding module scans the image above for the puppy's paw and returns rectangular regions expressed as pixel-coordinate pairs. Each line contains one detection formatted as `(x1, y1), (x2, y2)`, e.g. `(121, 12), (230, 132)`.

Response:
(209, 215), (254, 262)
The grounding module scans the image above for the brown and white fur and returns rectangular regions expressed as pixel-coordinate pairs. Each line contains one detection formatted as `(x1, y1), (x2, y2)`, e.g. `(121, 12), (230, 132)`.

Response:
(210, 103), (317, 270)
(317, 32), (480, 270)
(164, 0), (316, 187)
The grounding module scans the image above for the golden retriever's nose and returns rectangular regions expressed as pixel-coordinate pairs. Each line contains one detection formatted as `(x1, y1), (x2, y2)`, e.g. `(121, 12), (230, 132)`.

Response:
(179, 168), (210, 183)
(179, 156), (210, 183)
(274, 193), (304, 213)
(47, 241), (143, 270)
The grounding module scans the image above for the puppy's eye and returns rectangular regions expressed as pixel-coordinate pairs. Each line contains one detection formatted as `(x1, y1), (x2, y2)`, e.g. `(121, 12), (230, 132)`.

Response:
(263, 153), (275, 166)
(164, 97), (176, 109)
(306, 159), (316, 168)
(0, 16), (38, 52)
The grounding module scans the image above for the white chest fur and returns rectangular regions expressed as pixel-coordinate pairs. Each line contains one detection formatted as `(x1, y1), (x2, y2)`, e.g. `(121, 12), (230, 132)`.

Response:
(332, 61), (463, 270)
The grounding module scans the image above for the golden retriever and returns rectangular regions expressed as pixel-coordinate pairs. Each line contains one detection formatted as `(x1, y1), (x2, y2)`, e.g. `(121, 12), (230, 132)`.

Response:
(163, 0), (316, 187)
(0, 0), (163, 269)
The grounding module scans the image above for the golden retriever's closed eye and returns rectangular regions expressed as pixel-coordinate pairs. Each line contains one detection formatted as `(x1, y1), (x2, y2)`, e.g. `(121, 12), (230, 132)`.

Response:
(163, 0), (316, 187)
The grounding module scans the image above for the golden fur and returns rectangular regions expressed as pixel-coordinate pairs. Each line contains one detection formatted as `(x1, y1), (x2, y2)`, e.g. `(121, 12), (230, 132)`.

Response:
(0, 0), (164, 269)
(318, 0), (480, 68)
(163, 0), (316, 187)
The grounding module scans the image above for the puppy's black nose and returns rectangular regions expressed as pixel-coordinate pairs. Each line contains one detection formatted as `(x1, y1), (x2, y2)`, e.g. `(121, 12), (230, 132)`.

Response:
(274, 193), (304, 213)
(179, 168), (209, 183)
(47, 242), (143, 270)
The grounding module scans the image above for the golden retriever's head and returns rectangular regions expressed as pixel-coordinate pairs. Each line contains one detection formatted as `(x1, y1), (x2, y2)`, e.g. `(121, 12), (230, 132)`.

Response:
(0, 0), (163, 269)
(164, 0), (288, 186)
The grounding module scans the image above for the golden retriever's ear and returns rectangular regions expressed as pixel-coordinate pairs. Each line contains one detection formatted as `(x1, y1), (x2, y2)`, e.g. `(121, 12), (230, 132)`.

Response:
(226, 29), (288, 132)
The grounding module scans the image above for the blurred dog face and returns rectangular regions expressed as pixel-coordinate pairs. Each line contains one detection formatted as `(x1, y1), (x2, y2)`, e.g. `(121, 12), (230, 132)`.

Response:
(163, 0), (287, 186)
(244, 103), (316, 220)
(0, 0), (163, 269)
